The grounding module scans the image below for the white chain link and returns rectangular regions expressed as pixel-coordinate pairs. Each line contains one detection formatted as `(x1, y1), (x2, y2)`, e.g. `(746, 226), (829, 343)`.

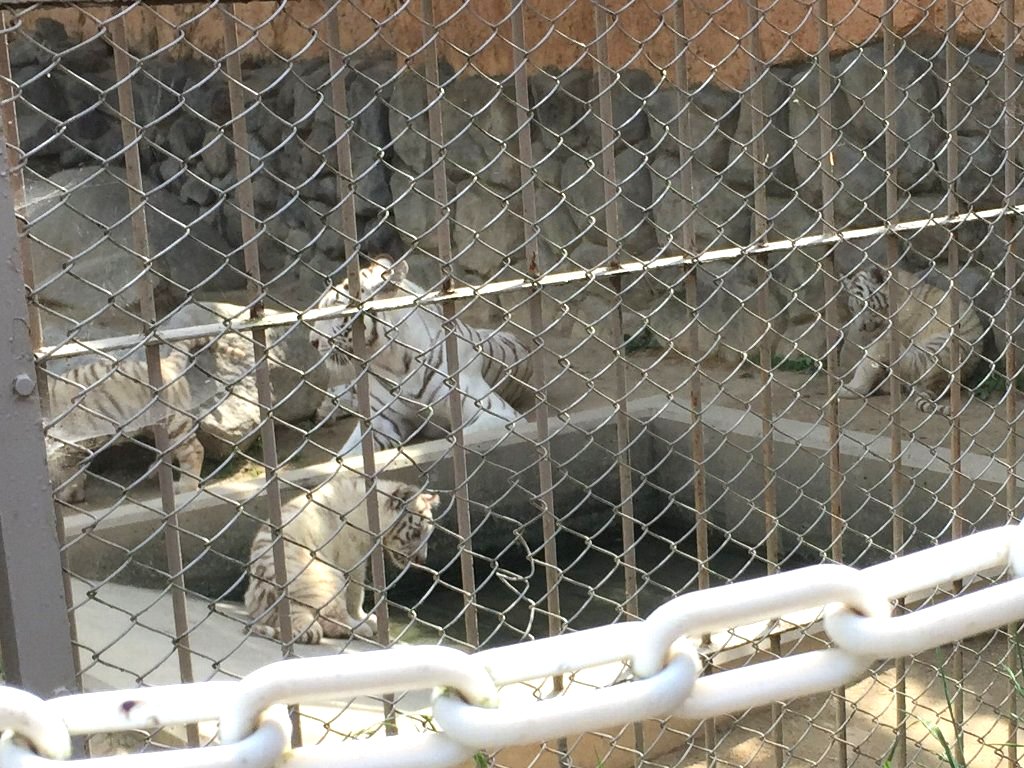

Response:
(3, 524), (1024, 768)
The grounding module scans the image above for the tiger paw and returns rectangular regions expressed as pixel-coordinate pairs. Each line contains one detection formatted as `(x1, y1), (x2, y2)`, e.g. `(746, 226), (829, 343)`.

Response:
(352, 614), (378, 639)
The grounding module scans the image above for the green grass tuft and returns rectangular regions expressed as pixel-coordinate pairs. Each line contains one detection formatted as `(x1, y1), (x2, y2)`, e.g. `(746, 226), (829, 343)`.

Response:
(771, 354), (821, 373)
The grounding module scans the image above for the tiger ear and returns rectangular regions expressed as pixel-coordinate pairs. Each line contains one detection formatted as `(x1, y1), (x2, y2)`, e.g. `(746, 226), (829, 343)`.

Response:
(869, 264), (885, 284)
(383, 258), (409, 285)
(417, 491), (441, 512)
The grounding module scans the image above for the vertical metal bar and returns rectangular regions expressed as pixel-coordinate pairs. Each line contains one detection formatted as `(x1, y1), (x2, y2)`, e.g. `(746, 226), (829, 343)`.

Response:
(221, 5), (301, 745)
(815, 4), (848, 768)
(322, 8), (396, 737)
(593, 1), (641, 761)
(509, 3), (567, 761)
(419, 0), (479, 649)
(744, 3), (782, 767)
(0, 154), (78, 699)
(593, 0), (638, 622)
(673, 4), (715, 766)
(942, 18), (966, 768)
(883, 8), (907, 767)
(1004, 0), (1021, 762)
(593, 1), (638, 765)
(110, 18), (198, 746)
(510, 0), (560, 650)
(0, 13), (82, 691)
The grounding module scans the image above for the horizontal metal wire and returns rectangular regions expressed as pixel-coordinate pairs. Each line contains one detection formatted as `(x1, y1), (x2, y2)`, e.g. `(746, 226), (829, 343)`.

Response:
(33, 201), (1021, 363)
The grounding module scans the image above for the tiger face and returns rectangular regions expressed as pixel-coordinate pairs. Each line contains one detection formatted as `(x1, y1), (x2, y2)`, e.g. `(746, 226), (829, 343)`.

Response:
(309, 257), (409, 369)
(382, 488), (438, 569)
(841, 265), (887, 335)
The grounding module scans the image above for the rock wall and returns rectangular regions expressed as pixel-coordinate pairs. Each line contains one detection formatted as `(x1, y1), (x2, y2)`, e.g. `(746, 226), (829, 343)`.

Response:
(10, 19), (1022, 370)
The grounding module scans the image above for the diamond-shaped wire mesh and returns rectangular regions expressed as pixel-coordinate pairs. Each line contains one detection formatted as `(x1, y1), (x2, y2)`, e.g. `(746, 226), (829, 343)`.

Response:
(0, 0), (1023, 765)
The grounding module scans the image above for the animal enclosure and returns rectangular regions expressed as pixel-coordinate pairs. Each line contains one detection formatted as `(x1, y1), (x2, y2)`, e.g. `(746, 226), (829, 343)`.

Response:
(1, 0), (1024, 767)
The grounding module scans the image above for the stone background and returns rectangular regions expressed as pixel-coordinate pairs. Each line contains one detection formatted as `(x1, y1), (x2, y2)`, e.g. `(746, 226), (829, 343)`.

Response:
(9, 8), (1024, 450)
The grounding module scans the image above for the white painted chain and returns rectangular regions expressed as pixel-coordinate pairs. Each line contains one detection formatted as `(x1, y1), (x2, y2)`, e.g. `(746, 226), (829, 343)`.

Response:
(0, 704), (291, 768)
(3, 524), (1024, 768)
(0, 687), (71, 760)
(219, 646), (499, 744)
(632, 563), (892, 679)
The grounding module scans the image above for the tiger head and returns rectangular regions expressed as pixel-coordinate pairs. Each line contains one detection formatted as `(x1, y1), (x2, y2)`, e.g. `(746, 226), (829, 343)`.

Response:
(841, 264), (887, 335)
(308, 257), (410, 370)
(382, 486), (439, 569)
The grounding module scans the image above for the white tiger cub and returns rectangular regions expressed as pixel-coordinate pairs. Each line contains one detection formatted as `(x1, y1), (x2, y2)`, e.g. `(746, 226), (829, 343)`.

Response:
(837, 264), (986, 416)
(45, 348), (203, 503)
(309, 256), (534, 455)
(244, 474), (438, 644)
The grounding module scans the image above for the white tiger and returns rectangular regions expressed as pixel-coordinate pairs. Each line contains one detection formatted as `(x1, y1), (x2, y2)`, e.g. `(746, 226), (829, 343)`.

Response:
(45, 347), (203, 503)
(837, 264), (986, 417)
(244, 473), (438, 644)
(309, 257), (534, 455)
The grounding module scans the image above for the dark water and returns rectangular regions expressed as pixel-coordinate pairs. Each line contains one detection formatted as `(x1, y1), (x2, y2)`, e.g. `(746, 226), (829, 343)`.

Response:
(389, 519), (770, 648)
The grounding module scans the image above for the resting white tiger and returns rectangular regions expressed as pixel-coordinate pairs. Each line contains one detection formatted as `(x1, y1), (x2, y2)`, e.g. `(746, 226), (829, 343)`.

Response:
(244, 474), (438, 643)
(309, 257), (534, 455)
(45, 348), (203, 503)
(837, 264), (986, 416)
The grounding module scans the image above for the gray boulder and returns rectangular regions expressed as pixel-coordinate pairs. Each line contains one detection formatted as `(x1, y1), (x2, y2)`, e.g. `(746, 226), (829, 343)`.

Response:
(724, 66), (797, 195)
(387, 62), (456, 174)
(836, 42), (942, 193)
(443, 76), (520, 188)
(948, 133), (1005, 206)
(608, 69), (654, 149)
(165, 302), (330, 459)
(650, 157), (750, 251)
(530, 68), (597, 152)
(647, 83), (739, 173)
(389, 164), (448, 254)
(788, 61), (855, 207)
(562, 146), (655, 254)
(24, 167), (245, 324)
(451, 180), (527, 282)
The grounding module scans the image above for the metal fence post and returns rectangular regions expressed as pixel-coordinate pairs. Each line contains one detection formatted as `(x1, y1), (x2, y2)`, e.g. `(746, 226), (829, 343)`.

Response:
(0, 152), (77, 697)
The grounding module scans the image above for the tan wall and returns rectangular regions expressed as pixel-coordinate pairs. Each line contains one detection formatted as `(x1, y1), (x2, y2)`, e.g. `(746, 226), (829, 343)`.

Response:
(17, 0), (1024, 89)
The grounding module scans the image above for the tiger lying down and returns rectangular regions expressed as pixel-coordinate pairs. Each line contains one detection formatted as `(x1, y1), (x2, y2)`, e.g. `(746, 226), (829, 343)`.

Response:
(837, 264), (989, 417)
(44, 345), (204, 503)
(309, 257), (535, 455)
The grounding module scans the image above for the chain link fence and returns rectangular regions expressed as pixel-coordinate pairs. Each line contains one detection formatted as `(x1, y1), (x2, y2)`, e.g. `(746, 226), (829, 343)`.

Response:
(0, 0), (1023, 765)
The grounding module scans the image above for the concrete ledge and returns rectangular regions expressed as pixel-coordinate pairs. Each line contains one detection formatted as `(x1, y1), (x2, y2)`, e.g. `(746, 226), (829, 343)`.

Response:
(63, 397), (1013, 598)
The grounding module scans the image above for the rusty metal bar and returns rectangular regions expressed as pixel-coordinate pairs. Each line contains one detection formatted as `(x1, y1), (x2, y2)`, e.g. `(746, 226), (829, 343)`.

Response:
(593, 1), (642, 761)
(593, 0), (638, 623)
(420, 0), (479, 650)
(670, 5), (715, 766)
(221, 4), (302, 745)
(322, 7), (397, 736)
(1004, 0), (1022, 762)
(743, 3), (782, 767)
(110, 16), (198, 747)
(509, 3), (568, 761)
(510, 0), (560, 647)
(675, 2), (715, 764)
(942, 19), (967, 768)
(883, 9), (908, 767)
(815, 3), (848, 767)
